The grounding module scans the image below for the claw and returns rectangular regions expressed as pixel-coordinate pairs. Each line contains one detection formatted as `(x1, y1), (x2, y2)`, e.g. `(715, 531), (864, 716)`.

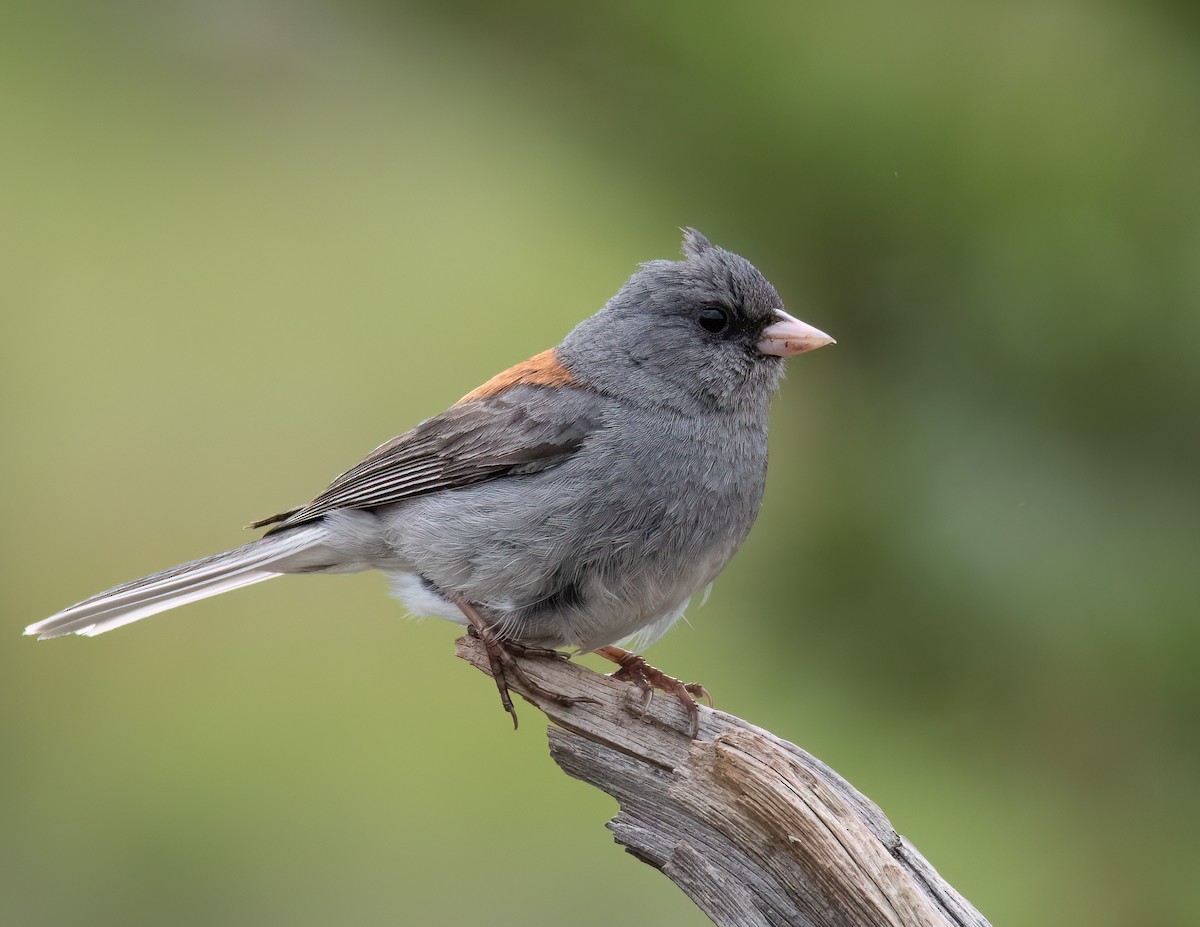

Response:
(595, 646), (712, 738)
(458, 600), (598, 725)
(467, 624), (520, 728)
(684, 682), (713, 708)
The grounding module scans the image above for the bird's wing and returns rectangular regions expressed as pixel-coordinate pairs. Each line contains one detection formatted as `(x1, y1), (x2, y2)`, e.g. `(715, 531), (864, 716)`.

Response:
(251, 384), (606, 533)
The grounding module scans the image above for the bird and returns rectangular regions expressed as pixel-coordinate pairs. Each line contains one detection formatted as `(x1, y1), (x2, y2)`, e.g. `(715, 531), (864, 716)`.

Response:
(25, 229), (834, 735)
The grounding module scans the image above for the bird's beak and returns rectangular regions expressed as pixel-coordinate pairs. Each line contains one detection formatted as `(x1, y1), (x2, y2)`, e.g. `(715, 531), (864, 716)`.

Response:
(757, 311), (836, 357)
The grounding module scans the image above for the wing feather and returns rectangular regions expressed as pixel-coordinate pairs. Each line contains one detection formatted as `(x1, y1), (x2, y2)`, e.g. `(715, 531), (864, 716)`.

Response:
(254, 386), (606, 533)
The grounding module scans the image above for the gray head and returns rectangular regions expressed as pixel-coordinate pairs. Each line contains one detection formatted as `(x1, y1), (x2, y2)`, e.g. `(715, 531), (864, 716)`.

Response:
(558, 229), (833, 414)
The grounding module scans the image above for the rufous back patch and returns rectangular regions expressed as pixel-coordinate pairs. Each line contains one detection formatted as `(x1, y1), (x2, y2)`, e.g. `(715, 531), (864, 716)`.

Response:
(456, 348), (577, 404)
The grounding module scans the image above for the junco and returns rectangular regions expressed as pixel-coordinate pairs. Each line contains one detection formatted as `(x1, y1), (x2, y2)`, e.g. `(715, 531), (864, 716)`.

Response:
(26, 229), (834, 734)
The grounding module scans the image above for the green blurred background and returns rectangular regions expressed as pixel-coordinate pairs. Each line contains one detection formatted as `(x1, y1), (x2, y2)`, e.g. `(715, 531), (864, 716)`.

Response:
(3, 1), (1197, 925)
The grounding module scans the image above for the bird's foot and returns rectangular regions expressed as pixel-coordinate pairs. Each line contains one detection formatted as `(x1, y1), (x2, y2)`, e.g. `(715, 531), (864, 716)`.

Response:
(464, 622), (598, 730)
(594, 645), (712, 737)
(499, 639), (572, 662)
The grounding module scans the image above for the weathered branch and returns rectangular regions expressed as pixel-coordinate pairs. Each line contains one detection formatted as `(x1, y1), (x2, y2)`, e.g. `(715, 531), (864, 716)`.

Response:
(456, 636), (991, 927)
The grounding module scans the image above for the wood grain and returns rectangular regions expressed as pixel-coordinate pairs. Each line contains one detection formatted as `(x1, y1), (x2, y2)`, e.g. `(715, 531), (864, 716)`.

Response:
(455, 635), (991, 927)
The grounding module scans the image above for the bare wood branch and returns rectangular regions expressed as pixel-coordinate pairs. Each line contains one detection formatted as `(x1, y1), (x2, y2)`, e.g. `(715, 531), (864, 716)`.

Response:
(456, 635), (991, 927)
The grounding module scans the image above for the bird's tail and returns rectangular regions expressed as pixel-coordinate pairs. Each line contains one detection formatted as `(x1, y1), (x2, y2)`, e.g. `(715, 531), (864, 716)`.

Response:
(25, 527), (329, 640)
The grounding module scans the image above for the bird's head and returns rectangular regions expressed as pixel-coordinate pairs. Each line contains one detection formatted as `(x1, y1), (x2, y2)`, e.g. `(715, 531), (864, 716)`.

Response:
(559, 229), (834, 414)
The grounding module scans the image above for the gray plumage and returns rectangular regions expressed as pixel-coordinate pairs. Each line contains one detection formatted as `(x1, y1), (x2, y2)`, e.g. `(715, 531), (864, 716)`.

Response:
(27, 229), (832, 653)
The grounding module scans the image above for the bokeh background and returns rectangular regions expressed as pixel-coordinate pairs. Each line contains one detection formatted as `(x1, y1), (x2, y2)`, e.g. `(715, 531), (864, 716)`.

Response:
(3, 2), (1197, 925)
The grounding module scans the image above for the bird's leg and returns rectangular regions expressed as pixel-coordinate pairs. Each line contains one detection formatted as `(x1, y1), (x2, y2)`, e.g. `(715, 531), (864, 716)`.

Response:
(461, 612), (518, 728)
(593, 645), (712, 737)
(456, 599), (597, 730)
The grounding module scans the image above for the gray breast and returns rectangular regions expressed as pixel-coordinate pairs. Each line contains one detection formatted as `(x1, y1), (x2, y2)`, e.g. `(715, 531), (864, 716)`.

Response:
(382, 405), (769, 650)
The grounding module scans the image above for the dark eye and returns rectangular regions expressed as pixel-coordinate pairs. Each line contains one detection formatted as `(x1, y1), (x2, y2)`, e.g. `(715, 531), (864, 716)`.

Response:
(697, 307), (729, 333)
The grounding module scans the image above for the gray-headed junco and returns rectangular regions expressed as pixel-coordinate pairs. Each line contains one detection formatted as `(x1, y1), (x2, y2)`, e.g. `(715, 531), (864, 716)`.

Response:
(26, 229), (834, 733)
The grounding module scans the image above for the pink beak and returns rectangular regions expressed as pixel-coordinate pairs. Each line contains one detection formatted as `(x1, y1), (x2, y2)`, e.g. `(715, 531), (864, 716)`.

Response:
(757, 311), (836, 357)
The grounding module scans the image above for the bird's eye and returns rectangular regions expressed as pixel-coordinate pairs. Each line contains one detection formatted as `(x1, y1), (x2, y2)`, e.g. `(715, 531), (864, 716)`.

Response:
(697, 307), (729, 333)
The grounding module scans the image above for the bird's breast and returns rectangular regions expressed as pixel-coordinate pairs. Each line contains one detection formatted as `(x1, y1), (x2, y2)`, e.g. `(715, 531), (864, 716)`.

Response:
(386, 407), (770, 651)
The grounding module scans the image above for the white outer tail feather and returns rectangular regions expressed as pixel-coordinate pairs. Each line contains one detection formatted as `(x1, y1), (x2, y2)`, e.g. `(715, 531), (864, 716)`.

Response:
(25, 527), (327, 640)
